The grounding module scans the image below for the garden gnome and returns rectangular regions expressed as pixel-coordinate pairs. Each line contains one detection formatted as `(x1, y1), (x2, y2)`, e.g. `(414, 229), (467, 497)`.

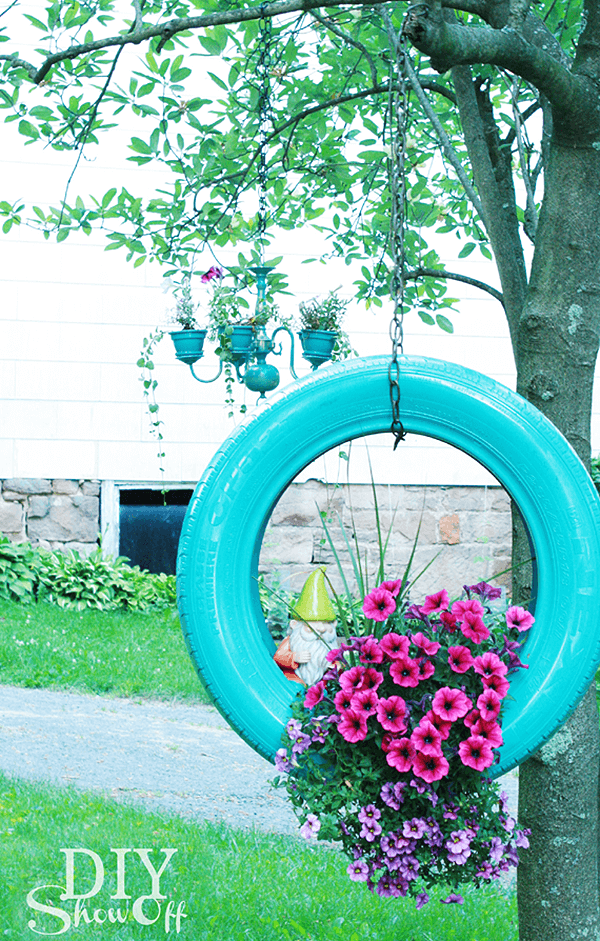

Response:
(274, 567), (338, 686)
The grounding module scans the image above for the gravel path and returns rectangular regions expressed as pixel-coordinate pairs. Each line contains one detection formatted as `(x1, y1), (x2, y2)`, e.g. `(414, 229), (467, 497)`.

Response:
(0, 684), (519, 837)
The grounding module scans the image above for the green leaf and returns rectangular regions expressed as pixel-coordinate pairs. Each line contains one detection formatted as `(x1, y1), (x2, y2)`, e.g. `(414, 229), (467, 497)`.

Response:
(436, 314), (454, 333)
(458, 241), (476, 258)
(207, 72), (228, 91)
(18, 120), (38, 139)
(418, 310), (435, 326)
(56, 229), (70, 243)
(129, 137), (152, 155)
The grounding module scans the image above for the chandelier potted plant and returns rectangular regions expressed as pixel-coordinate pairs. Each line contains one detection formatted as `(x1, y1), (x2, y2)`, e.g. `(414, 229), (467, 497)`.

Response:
(297, 291), (352, 368)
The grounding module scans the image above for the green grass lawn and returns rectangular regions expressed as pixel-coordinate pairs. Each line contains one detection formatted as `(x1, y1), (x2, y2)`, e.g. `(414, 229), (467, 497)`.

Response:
(0, 771), (517, 941)
(0, 599), (210, 704)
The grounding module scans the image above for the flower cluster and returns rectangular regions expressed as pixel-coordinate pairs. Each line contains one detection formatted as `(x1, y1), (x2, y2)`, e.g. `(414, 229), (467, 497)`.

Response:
(274, 581), (532, 907)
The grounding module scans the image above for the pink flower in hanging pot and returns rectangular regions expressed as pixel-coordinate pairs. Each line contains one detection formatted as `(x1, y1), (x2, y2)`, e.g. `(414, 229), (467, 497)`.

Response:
(506, 605), (535, 632)
(379, 632), (410, 659)
(421, 589), (449, 614)
(432, 686), (473, 722)
(458, 735), (495, 771)
(363, 587), (396, 621)
(412, 750), (450, 783)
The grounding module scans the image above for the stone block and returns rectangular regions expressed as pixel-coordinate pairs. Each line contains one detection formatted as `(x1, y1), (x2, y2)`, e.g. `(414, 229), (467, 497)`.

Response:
(71, 494), (100, 519)
(29, 496), (50, 519)
(260, 526), (313, 566)
(1, 491), (25, 502)
(52, 479), (80, 495)
(3, 478), (51, 494)
(27, 495), (99, 543)
(0, 499), (24, 534)
(81, 481), (100, 496)
(439, 513), (460, 545)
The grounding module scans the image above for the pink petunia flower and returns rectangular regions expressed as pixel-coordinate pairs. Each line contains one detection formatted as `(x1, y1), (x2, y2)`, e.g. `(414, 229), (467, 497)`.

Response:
(432, 686), (473, 722)
(380, 632), (410, 659)
(359, 636), (384, 664)
(352, 688), (379, 718)
(389, 656), (421, 688)
(473, 651), (508, 678)
(477, 687), (502, 721)
(471, 717), (504, 748)
(458, 735), (495, 771)
(386, 737), (416, 772)
(412, 750), (450, 783)
(440, 611), (459, 632)
(334, 687), (355, 714)
(506, 605), (535, 632)
(411, 720), (443, 756)
(481, 673), (510, 698)
(421, 589), (450, 615)
(411, 632), (441, 656)
(424, 708), (453, 740)
(200, 265), (224, 283)
(380, 732), (397, 753)
(379, 578), (403, 597)
(304, 681), (326, 710)
(337, 710), (368, 743)
(376, 695), (408, 732)
(460, 610), (491, 644)
(339, 665), (366, 692)
(360, 666), (385, 692)
(417, 658), (436, 680)
(448, 645), (475, 674)
(452, 598), (485, 620)
(363, 587), (396, 621)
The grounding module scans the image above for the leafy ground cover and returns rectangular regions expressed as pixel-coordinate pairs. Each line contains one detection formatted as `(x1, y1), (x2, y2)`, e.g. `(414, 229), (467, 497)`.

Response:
(0, 771), (517, 941)
(0, 599), (209, 703)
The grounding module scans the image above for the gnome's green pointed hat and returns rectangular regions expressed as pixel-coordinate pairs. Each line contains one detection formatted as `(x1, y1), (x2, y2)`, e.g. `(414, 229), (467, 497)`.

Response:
(292, 567), (336, 621)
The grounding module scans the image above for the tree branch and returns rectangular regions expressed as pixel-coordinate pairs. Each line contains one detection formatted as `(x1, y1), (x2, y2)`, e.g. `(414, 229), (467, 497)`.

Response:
(403, 0), (588, 118)
(406, 265), (505, 305)
(0, 0), (378, 85)
(310, 10), (379, 86)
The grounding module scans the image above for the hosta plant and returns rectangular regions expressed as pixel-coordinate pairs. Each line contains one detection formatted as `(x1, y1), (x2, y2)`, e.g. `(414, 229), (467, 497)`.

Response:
(274, 580), (532, 907)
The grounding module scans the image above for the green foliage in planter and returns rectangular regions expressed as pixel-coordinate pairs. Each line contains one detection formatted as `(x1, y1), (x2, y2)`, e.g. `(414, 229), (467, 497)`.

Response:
(591, 455), (600, 492)
(0, 537), (39, 603)
(298, 291), (349, 332)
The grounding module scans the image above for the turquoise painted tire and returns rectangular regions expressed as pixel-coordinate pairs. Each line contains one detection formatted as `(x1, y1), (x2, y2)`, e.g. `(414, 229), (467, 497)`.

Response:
(177, 355), (600, 775)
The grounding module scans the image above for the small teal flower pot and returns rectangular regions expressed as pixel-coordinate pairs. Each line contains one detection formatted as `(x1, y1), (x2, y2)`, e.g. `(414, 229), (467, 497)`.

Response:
(298, 329), (338, 369)
(170, 329), (207, 365)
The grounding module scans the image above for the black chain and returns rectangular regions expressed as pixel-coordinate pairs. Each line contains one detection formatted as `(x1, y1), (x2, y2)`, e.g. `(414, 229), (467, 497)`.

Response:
(387, 30), (409, 450)
(257, 5), (272, 262)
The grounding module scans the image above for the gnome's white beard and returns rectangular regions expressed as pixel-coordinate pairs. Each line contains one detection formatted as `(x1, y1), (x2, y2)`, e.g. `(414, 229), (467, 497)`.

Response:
(288, 620), (338, 686)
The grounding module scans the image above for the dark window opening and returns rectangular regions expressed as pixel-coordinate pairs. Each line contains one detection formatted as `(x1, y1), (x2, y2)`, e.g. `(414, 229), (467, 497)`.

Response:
(119, 489), (194, 574)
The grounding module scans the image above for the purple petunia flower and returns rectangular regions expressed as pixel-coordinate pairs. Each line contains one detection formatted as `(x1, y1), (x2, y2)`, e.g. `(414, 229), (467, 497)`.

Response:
(440, 893), (464, 904)
(299, 814), (321, 840)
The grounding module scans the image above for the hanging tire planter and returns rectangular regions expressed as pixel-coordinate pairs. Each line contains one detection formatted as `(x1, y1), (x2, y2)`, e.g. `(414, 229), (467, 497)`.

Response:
(176, 355), (600, 775)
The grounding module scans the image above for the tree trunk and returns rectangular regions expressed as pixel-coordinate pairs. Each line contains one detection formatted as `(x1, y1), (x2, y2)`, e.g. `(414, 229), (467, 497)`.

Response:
(514, 135), (600, 941)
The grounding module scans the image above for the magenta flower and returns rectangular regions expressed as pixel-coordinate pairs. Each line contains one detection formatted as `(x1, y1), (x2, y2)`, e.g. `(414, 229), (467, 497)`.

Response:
(380, 732), (397, 752)
(460, 610), (491, 644)
(506, 605), (535, 632)
(473, 651), (507, 679)
(452, 598), (485, 620)
(417, 658), (436, 680)
(200, 265), (224, 283)
(448, 645), (475, 673)
(482, 673), (510, 698)
(411, 720), (443, 757)
(334, 687), (355, 713)
(352, 688), (379, 718)
(477, 687), (502, 721)
(389, 656), (421, 688)
(432, 686), (473, 722)
(363, 587), (396, 621)
(339, 665), (366, 692)
(386, 737), (416, 772)
(464, 581), (502, 601)
(338, 710), (368, 743)
(471, 717), (504, 747)
(304, 680), (326, 709)
(440, 611), (459, 632)
(412, 750), (450, 783)
(424, 708), (452, 740)
(360, 666), (385, 692)
(359, 636), (384, 664)
(421, 589), (449, 614)
(379, 578), (403, 597)
(441, 893), (464, 904)
(380, 632), (410, 659)
(411, 631), (441, 655)
(458, 735), (495, 770)
(376, 694), (408, 732)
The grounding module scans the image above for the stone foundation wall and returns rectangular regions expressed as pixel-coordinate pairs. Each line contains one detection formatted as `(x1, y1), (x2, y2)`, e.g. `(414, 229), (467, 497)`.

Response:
(0, 479), (512, 594)
(259, 481), (512, 601)
(0, 479), (101, 555)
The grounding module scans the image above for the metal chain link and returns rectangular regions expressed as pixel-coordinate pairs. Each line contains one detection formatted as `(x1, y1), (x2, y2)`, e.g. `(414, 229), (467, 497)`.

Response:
(387, 29), (410, 450)
(256, 6), (273, 263)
